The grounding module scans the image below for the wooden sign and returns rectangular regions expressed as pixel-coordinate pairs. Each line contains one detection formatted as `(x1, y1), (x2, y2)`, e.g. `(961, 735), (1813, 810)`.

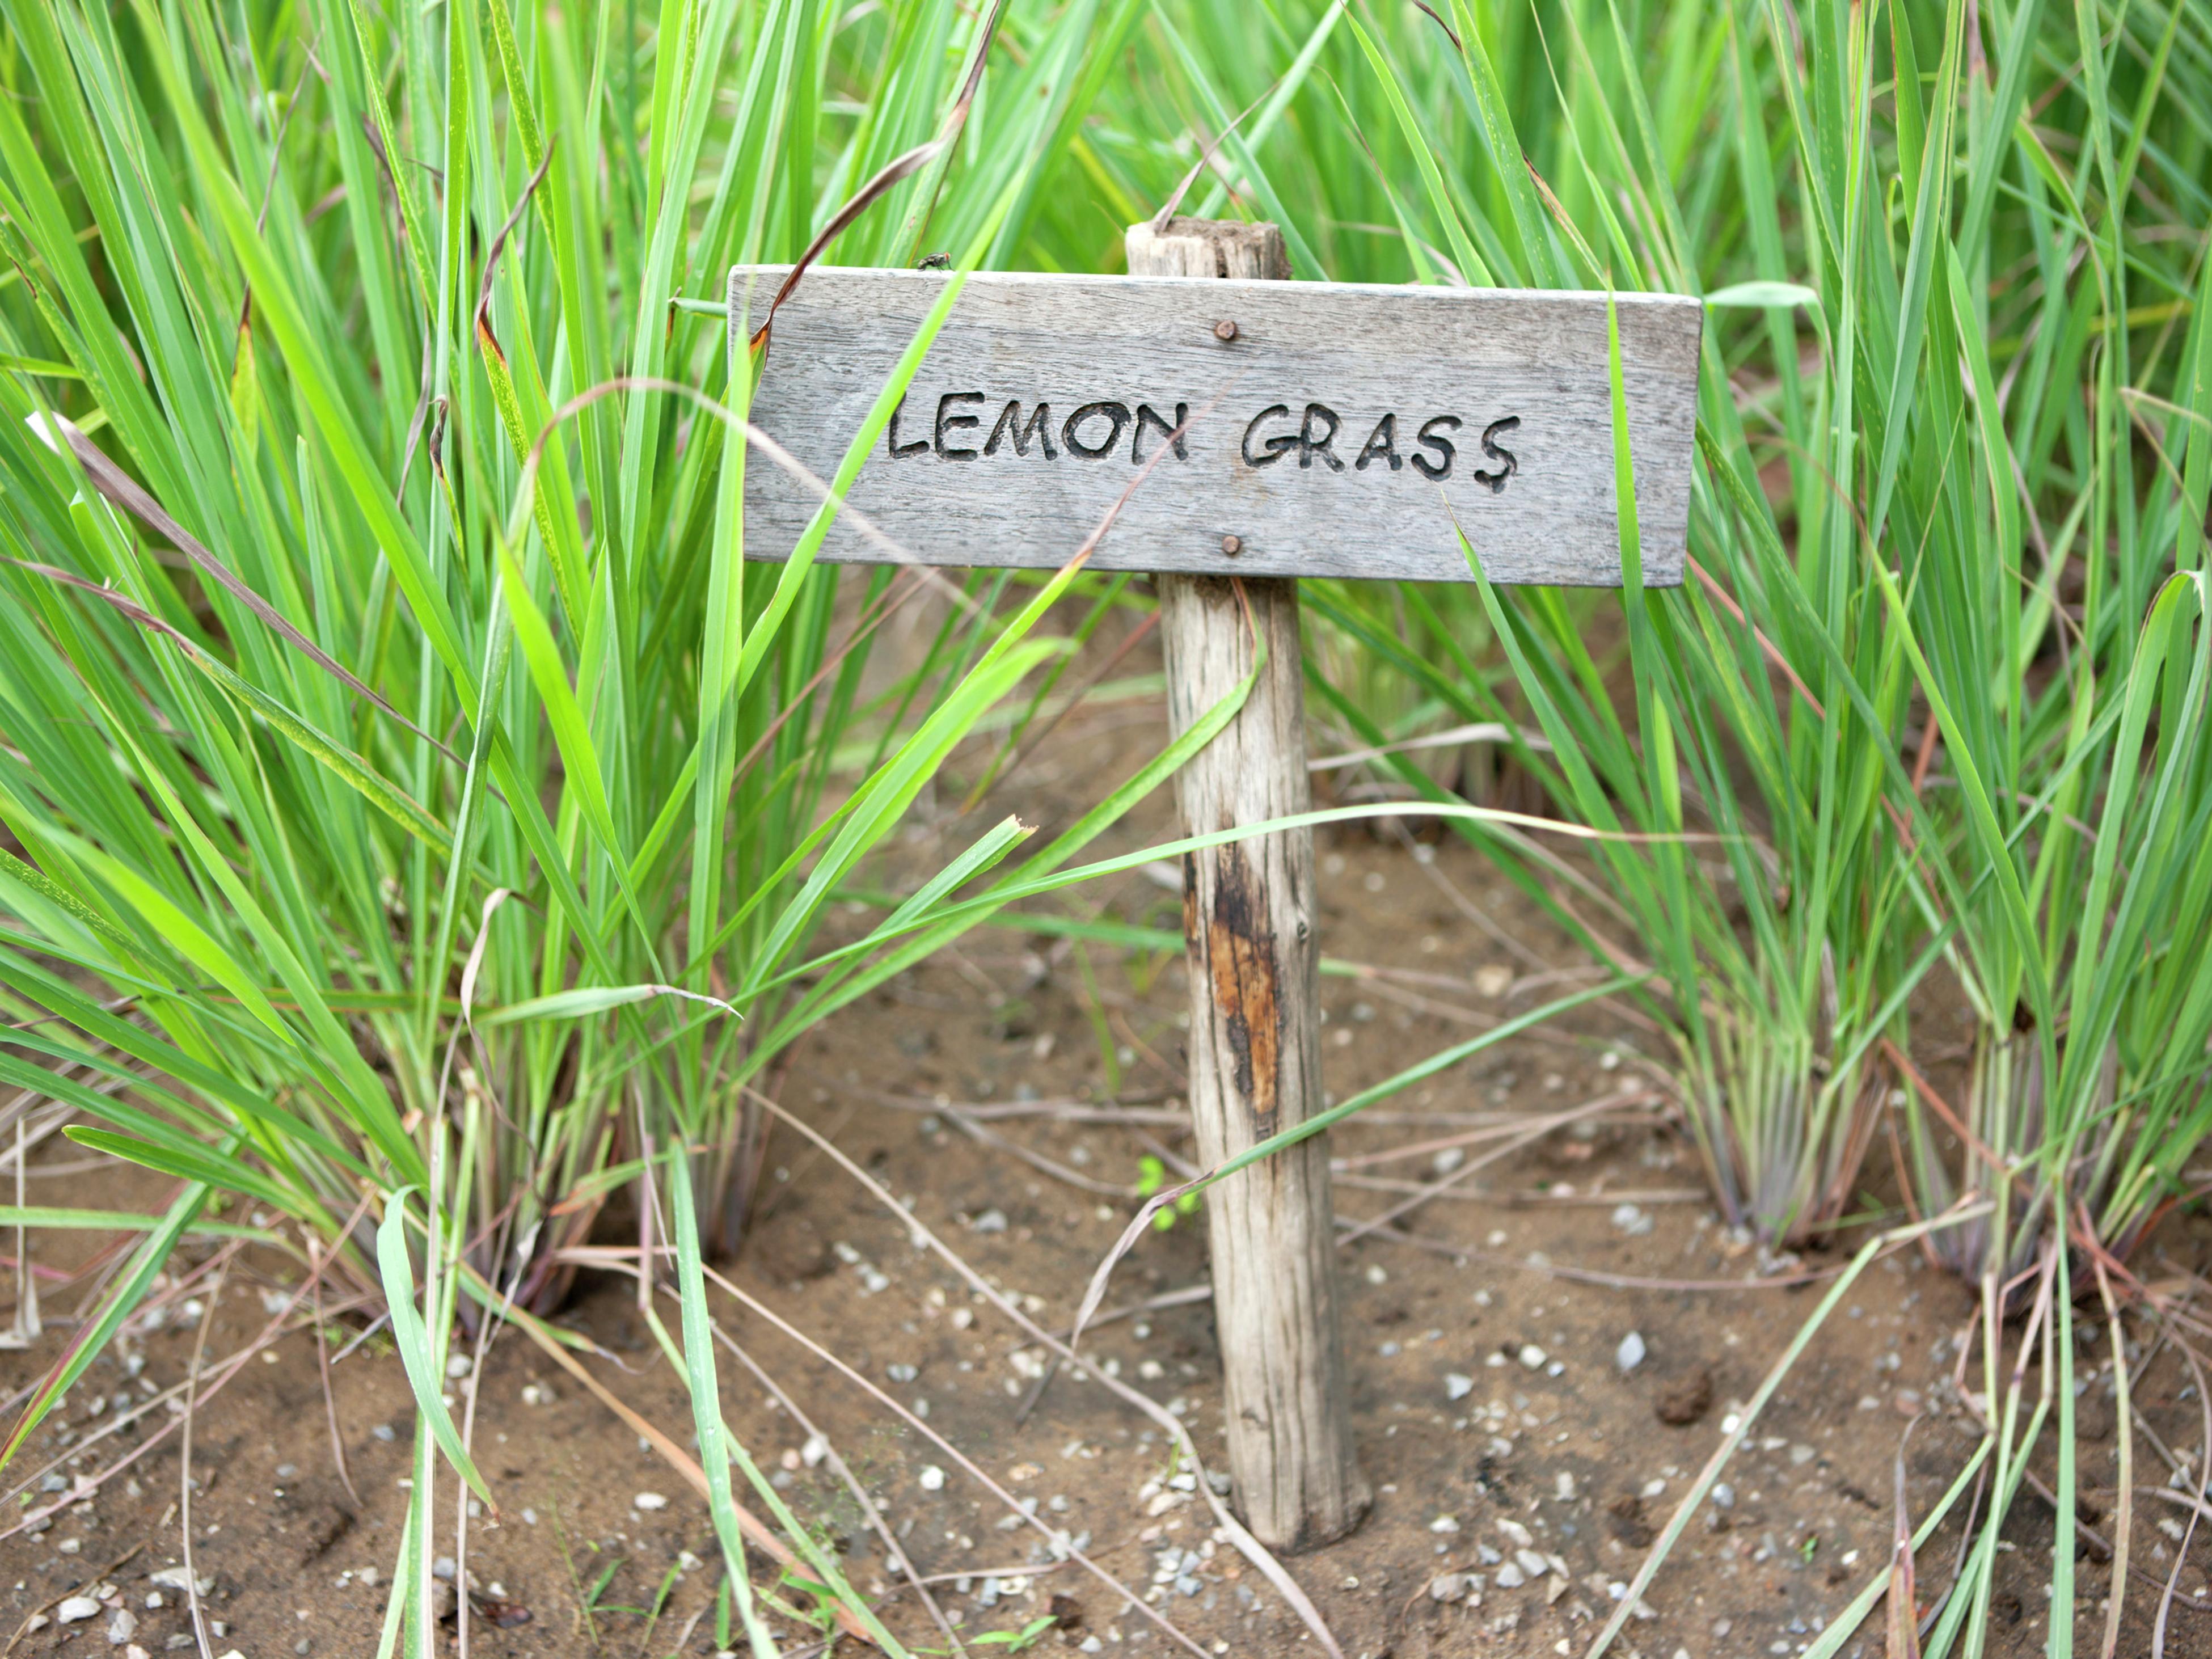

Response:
(731, 264), (1702, 586)
(721, 220), (1703, 1557)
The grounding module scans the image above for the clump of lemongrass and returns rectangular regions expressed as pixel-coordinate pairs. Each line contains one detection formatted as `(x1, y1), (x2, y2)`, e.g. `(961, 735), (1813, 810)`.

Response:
(0, 0), (1221, 1644)
(1104, 2), (2212, 1649)
(1117, 0), (1923, 1247)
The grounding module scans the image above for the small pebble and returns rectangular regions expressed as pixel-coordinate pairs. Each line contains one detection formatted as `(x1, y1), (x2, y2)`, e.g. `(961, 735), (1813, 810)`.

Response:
(57, 1598), (100, 1625)
(633, 1492), (669, 1511)
(1445, 1373), (1474, 1401)
(970, 1209), (1008, 1234)
(1429, 1514), (1459, 1534)
(919, 1466), (946, 1492)
(1616, 1332), (1647, 1371)
(1610, 1202), (1654, 1237)
(1517, 1344), (1547, 1370)
(1429, 1572), (1472, 1603)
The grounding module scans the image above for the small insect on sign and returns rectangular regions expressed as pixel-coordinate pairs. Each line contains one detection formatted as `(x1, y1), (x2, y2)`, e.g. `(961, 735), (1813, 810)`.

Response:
(733, 261), (1703, 585)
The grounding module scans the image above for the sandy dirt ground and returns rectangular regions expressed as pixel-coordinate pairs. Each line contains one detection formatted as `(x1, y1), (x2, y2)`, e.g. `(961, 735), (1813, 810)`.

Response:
(4, 628), (2201, 1659)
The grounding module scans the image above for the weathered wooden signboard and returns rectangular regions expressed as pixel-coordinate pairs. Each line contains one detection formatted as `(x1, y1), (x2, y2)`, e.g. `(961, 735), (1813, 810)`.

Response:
(727, 220), (1703, 1557)
(733, 261), (1703, 585)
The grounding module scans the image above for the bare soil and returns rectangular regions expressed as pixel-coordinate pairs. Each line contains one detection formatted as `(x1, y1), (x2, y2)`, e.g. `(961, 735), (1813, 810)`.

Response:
(5, 644), (2206, 1659)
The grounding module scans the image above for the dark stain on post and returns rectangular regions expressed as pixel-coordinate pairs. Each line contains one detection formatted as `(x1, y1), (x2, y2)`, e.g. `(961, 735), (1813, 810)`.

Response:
(1183, 841), (1282, 1138)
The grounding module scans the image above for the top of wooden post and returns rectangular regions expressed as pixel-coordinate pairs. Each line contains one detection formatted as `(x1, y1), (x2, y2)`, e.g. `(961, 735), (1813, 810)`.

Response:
(1124, 217), (1291, 282)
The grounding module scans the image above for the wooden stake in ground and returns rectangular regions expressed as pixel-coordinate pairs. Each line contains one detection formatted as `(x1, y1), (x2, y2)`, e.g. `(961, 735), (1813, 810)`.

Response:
(1126, 217), (1369, 1552)
(731, 232), (1703, 1548)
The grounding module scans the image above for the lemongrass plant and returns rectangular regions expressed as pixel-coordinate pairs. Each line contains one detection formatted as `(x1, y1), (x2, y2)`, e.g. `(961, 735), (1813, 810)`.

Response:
(1124, 0), (2212, 1271)
(0, 3), (1238, 1638)
(1861, 0), (2212, 1290)
(0, 3), (1647, 1641)
(1099, 5), (2212, 1653)
(1102, 0), (1928, 1247)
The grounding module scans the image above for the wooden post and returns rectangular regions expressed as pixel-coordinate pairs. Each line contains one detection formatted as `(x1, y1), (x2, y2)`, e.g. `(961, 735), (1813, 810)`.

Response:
(1126, 218), (1370, 1553)
(732, 233), (1703, 1537)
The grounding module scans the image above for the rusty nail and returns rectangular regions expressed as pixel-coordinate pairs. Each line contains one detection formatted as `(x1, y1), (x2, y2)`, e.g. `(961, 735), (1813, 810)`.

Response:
(1213, 319), (1239, 342)
(1221, 534), (1243, 556)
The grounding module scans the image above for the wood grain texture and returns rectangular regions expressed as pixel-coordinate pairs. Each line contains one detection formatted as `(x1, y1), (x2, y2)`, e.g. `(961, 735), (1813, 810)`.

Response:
(1125, 214), (1293, 281)
(1160, 575), (1371, 1553)
(730, 251), (1700, 586)
(1143, 220), (1368, 1555)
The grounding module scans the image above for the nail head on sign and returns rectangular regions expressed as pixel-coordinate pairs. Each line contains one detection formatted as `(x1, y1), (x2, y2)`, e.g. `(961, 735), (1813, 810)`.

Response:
(1221, 534), (1243, 556)
(1213, 319), (1239, 341)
